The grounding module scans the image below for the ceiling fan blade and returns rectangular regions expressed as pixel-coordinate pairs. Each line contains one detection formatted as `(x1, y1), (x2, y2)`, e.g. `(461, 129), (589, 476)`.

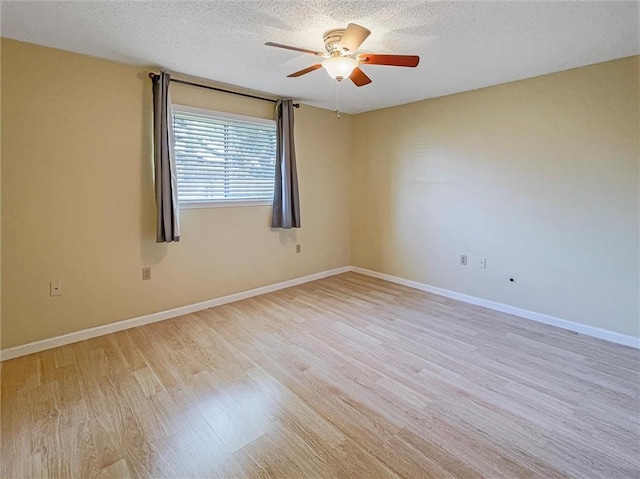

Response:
(357, 54), (420, 67)
(340, 23), (371, 52)
(287, 64), (323, 78)
(350, 67), (372, 87)
(265, 42), (325, 56)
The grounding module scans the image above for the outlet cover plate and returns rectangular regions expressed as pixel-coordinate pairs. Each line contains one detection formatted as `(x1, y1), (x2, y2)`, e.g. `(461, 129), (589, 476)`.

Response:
(142, 267), (151, 280)
(50, 281), (62, 296)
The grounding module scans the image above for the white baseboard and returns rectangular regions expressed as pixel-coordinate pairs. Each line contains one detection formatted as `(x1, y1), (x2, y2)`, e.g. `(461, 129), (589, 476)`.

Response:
(0, 266), (351, 361)
(351, 266), (640, 349)
(3, 264), (637, 360)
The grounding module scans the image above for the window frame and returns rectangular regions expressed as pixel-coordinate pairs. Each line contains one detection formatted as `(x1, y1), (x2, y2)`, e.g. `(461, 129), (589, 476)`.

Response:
(171, 104), (277, 209)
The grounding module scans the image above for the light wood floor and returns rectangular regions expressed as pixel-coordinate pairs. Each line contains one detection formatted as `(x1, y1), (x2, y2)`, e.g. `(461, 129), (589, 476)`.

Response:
(2, 273), (639, 478)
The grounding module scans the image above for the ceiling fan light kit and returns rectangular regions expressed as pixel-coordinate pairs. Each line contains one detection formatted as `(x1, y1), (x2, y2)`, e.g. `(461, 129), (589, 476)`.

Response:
(322, 56), (359, 80)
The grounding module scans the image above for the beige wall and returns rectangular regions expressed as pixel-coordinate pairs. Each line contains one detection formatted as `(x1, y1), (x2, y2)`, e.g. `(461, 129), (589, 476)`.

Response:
(352, 56), (640, 337)
(1, 39), (352, 349)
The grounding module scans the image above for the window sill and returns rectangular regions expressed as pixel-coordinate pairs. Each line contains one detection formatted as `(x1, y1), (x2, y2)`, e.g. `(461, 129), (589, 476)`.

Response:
(179, 200), (273, 209)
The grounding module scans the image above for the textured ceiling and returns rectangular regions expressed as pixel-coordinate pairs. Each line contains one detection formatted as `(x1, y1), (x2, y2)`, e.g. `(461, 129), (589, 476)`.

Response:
(2, 1), (638, 114)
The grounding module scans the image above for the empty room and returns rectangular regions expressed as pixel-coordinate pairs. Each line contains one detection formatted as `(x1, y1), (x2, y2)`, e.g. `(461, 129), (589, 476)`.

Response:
(1, 1), (639, 478)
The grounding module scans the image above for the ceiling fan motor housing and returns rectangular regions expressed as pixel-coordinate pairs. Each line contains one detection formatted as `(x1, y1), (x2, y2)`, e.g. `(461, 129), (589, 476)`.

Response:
(323, 29), (346, 54)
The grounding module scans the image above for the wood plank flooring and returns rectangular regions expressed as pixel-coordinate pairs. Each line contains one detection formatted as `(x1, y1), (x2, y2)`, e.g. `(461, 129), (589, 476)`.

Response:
(2, 272), (639, 478)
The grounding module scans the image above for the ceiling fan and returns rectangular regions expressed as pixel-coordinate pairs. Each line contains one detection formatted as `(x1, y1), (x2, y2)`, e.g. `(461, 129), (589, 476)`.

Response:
(265, 23), (420, 87)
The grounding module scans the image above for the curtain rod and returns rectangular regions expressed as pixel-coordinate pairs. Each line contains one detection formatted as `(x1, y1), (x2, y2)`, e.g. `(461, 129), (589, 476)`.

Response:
(148, 73), (299, 108)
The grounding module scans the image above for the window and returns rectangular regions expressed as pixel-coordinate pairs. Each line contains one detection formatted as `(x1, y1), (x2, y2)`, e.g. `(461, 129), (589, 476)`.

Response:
(172, 105), (277, 207)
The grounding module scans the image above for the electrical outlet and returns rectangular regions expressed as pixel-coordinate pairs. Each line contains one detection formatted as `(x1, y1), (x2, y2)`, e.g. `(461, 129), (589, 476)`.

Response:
(460, 255), (467, 266)
(142, 267), (151, 280)
(296, 244), (301, 254)
(50, 281), (62, 296)
(479, 258), (487, 269)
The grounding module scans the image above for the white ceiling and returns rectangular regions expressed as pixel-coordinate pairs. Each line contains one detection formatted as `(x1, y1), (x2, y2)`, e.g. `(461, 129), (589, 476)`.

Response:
(2, 1), (638, 114)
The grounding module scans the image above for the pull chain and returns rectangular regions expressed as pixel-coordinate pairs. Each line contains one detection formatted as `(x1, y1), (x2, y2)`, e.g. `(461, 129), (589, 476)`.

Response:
(334, 79), (341, 119)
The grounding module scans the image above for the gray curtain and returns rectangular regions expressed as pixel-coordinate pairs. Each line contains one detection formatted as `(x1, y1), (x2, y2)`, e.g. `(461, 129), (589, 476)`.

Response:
(271, 99), (301, 228)
(152, 71), (180, 243)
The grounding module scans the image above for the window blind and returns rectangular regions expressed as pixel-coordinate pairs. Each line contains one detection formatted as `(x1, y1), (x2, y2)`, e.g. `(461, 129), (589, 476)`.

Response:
(172, 109), (277, 203)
